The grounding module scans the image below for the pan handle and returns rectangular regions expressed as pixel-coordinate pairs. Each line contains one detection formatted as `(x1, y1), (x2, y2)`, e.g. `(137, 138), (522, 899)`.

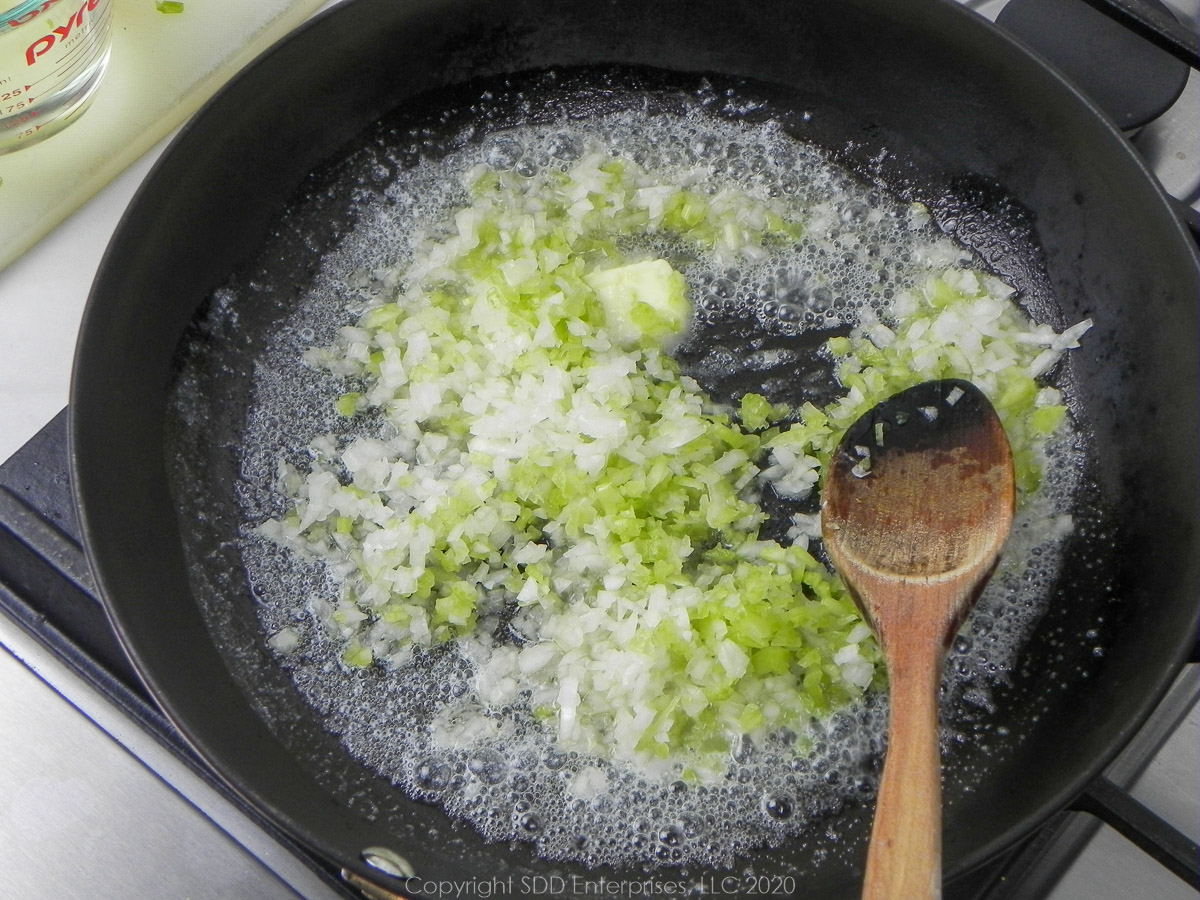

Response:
(1076, 0), (1200, 70)
(1072, 775), (1200, 888)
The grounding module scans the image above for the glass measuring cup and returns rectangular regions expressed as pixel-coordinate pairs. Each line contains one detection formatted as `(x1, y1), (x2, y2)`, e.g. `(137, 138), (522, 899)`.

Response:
(1, 0), (115, 155)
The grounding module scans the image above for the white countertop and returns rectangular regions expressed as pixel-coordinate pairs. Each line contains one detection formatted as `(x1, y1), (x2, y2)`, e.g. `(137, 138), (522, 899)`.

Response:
(0, 143), (163, 463)
(1, 0), (337, 462)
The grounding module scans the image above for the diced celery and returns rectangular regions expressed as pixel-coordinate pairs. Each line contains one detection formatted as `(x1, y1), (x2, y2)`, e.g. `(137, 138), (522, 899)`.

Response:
(342, 642), (373, 668)
(1031, 404), (1068, 434)
(336, 393), (361, 417)
(263, 136), (1087, 772)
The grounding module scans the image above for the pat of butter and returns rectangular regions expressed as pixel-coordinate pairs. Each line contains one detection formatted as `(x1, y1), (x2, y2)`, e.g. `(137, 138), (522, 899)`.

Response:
(584, 258), (691, 347)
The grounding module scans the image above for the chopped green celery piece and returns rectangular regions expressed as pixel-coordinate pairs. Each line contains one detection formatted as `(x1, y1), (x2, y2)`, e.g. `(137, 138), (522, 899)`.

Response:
(363, 303), (402, 329)
(927, 276), (962, 308)
(1031, 404), (1068, 434)
(738, 393), (784, 431)
(381, 604), (412, 625)
(336, 393), (362, 417)
(738, 703), (766, 732)
(751, 645), (793, 676)
(764, 209), (804, 241)
(997, 374), (1038, 410)
(826, 336), (852, 357)
(662, 190), (710, 232)
(342, 642), (373, 668)
(434, 581), (478, 628)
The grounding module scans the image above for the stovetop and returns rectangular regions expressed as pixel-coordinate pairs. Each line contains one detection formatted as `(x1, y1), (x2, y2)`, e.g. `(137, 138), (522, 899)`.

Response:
(0, 412), (355, 899)
(1, 1), (1197, 899)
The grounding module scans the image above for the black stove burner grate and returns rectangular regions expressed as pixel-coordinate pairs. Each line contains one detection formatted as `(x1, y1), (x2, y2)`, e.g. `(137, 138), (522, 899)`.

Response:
(1, 410), (1195, 900)
(0, 410), (358, 899)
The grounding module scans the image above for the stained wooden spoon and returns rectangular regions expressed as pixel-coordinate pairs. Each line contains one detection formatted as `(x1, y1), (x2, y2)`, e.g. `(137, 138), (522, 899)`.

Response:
(821, 379), (1016, 900)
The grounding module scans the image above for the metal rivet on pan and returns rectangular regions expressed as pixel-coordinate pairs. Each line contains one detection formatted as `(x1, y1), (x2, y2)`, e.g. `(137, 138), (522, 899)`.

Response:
(341, 866), (411, 900)
(362, 846), (417, 879)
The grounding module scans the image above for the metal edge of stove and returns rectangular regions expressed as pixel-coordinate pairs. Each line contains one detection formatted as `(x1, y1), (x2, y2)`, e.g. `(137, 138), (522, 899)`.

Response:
(965, 0), (1200, 214)
(0, 608), (351, 900)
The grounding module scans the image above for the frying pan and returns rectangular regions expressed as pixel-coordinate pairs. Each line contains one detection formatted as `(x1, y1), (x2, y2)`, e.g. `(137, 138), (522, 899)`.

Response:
(70, 0), (1199, 896)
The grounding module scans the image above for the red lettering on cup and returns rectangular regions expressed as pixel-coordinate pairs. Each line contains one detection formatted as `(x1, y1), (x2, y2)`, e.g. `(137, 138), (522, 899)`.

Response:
(24, 35), (55, 66)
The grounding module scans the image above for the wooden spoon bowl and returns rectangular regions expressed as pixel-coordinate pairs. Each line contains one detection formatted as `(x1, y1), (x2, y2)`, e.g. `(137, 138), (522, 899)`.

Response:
(821, 379), (1015, 900)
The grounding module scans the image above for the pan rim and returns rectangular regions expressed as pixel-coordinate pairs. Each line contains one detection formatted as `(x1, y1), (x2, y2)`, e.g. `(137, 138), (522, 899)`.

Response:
(70, 0), (1200, 892)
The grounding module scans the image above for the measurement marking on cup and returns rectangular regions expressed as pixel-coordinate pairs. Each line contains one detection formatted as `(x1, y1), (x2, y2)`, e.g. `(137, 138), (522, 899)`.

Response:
(45, 1), (111, 79)
(51, 34), (102, 80)
(2, 0), (113, 152)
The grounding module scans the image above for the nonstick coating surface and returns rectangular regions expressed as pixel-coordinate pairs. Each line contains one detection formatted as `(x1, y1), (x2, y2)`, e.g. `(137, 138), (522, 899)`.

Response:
(72, 0), (1199, 896)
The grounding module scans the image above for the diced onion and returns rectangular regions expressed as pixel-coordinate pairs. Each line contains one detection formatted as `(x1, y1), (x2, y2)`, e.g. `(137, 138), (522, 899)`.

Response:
(261, 149), (1088, 770)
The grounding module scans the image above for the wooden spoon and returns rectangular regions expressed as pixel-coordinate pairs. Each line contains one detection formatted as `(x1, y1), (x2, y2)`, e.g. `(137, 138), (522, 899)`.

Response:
(821, 379), (1015, 900)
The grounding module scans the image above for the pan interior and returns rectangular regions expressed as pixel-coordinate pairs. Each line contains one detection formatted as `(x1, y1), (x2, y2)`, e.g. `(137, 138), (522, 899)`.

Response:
(163, 65), (1100, 882)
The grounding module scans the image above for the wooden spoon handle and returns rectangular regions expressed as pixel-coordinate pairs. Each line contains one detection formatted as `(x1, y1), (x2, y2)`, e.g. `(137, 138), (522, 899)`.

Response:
(862, 644), (944, 900)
